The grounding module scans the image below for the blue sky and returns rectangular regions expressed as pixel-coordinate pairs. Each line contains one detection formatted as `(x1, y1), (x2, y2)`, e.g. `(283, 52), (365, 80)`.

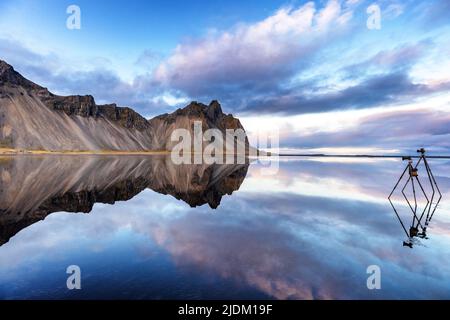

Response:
(1, 0), (449, 153)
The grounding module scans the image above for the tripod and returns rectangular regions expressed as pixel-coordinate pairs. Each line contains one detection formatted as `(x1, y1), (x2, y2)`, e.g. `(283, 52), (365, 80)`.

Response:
(388, 148), (442, 248)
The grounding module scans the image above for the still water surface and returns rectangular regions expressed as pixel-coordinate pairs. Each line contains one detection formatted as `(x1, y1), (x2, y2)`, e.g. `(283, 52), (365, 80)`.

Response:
(0, 155), (449, 299)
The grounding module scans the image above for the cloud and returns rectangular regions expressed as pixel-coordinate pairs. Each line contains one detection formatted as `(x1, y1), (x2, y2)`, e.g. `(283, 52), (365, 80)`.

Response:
(384, 3), (404, 19)
(147, 1), (450, 117)
(0, 1), (359, 117)
(245, 71), (450, 115)
(240, 40), (450, 116)
(416, 0), (450, 29)
(1, 0), (449, 124)
(0, 38), (176, 117)
(281, 107), (450, 153)
(134, 49), (162, 68)
(343, 41), (431, 77)
(153, 0), (353, 96)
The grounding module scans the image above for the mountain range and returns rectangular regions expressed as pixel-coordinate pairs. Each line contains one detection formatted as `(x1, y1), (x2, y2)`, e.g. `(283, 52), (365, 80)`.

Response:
(0, 60), (248, 152)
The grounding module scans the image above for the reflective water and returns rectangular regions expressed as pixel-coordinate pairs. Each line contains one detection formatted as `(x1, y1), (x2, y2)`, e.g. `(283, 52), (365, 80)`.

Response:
(0, 155), (450, 299)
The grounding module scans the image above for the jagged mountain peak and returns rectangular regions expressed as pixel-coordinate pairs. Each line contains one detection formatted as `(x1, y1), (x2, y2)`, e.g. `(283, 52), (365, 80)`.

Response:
(0, 60), (43, 90)
(0, 60), (13, 74)
(153, 100), (227, 123)
(0, 60), (249, 152)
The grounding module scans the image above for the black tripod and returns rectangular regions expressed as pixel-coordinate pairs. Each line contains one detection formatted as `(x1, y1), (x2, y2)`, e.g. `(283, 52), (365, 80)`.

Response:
(388, 148), (442, 248)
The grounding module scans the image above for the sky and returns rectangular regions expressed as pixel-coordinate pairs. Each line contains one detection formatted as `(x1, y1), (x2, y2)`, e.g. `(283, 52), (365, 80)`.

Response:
(0, 0), (449, 154)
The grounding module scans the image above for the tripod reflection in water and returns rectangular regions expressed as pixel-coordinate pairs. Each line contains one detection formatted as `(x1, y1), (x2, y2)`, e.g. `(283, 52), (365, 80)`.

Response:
(388, 148), (442, 248)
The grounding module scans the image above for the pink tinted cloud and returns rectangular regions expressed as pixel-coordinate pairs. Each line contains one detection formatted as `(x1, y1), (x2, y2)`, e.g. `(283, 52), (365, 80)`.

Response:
(153, 0), (353, 94)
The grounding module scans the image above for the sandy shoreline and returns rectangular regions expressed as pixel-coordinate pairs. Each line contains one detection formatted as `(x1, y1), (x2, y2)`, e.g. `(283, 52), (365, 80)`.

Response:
(0, 148), (171, 156)
(0, 149), (259, 156)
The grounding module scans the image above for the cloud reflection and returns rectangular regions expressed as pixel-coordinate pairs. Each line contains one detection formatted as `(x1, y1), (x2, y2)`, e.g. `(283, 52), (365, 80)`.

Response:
(1, 158), (450, 299)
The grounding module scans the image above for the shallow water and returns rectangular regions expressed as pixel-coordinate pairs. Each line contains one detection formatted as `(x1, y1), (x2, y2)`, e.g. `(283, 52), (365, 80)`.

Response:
(0, 155), (449, 299)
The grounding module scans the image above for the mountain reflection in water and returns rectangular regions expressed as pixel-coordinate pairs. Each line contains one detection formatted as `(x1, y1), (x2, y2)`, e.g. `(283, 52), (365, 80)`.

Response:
(0, 156), (248, 246)
(0, 156), (450, 299)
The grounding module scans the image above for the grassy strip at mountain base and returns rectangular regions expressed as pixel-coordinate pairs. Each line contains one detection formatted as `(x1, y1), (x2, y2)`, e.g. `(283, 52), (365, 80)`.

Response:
(0, 148), (18, 154)
(0, 148), (170, 155)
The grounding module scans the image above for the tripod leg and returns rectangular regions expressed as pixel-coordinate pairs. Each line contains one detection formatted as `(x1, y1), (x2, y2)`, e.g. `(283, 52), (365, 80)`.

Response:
(413, 176), (429, 230)
(423, 157), (435, 223)
(401, 174), (415, 216)
(388, 164), (409, 199)
(411, 175), (418, 226)
(389, 198), (410, 239)
(414, 156), (423, 169)
(425, 157), (442, 222)
(388, 164), (410, 238)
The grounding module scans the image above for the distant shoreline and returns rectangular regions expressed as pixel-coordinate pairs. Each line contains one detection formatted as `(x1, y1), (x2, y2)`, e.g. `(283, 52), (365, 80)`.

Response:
(1, 148), (449, 159)
(276, 154), (450, 159)
(0, 148), (255, 156)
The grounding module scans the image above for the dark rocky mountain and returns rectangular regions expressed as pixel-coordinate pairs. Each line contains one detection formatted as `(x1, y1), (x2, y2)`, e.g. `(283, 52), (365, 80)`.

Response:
(0, 60), (249, 152)
(0, 155), (249, 246)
